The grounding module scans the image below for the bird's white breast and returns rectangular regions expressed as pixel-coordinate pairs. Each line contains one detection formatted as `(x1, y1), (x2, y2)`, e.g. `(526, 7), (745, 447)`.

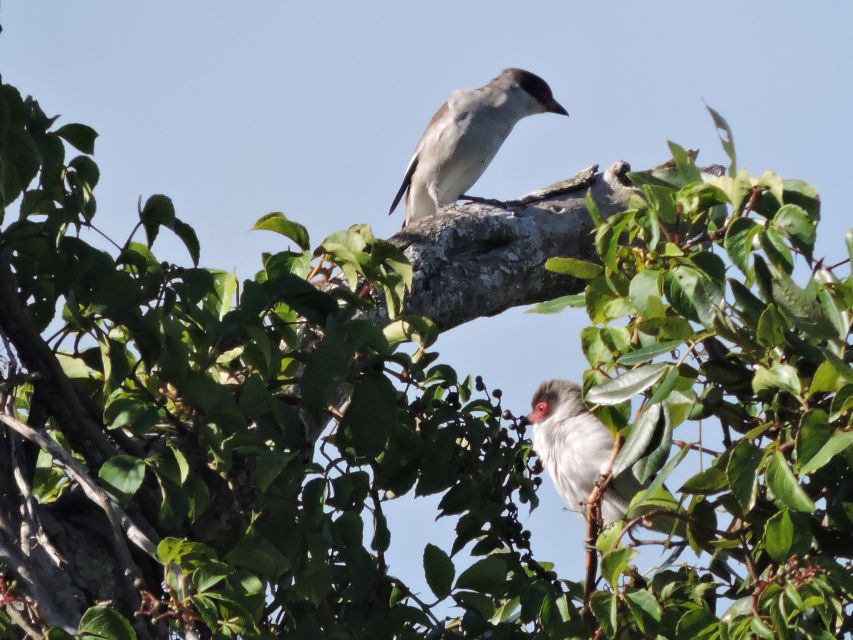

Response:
(532, 410), (632, 523)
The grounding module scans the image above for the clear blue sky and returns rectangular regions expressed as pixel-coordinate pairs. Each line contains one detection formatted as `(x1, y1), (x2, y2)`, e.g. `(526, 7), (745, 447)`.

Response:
(2, 1), (851, 601)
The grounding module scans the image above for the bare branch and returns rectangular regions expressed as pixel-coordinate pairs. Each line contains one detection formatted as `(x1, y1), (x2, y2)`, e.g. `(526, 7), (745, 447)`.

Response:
(0, 413), (158, 560)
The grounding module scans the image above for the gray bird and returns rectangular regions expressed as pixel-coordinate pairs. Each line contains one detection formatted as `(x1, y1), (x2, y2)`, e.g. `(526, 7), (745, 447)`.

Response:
(389, 68), (568, 227)
(525, 380), (643, 525)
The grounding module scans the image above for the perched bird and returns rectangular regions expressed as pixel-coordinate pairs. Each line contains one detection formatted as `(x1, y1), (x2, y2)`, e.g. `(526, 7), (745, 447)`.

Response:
(524, 380), (644, 525)
(389, 68), (568, 227)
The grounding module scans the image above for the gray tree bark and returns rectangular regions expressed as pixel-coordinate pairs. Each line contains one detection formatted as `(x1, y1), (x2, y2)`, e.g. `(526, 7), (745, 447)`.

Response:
(383, 161), (636, 331)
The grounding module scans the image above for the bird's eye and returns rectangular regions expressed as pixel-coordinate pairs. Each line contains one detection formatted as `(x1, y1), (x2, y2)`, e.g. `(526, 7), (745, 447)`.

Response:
(536, 402), (548, 413)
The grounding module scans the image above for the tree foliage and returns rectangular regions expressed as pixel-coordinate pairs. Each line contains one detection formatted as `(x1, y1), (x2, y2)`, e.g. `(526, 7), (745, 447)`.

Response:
(0, 69), (851, 640)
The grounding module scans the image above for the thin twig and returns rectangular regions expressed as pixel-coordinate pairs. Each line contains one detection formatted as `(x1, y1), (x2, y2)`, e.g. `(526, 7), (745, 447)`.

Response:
(82, 221), (124, 252)
(394, 581), (441, 627)
(4, 604), (41, 639)
(672, 439), (719, 457)
(581, 436), (622, 631)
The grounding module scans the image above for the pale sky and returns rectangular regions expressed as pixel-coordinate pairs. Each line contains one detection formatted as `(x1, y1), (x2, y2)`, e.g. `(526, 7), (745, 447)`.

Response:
(2, 1), (851, 604)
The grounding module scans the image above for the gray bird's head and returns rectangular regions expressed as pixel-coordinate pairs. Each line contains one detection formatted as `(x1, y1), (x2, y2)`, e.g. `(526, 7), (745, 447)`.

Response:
(492, 68), (569, 117)
(526, 379), (587, 425)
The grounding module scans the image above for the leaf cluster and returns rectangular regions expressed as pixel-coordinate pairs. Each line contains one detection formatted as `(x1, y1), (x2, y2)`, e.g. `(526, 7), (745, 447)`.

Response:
(540, 111), (852, 638)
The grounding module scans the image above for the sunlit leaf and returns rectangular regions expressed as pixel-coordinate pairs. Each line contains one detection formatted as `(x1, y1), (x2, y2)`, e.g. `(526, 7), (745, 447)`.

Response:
(78, 605), (136, 640)
(763, 508), (794, 563)
(98, 456), (146, 507)
(252, 211), (310, 250)
(612, 404), (662, 479)
(586, 364), (668, 405)
(544, 256), (603, 279)
(766, 451), (815, 513)
(726, 442), (763, 512)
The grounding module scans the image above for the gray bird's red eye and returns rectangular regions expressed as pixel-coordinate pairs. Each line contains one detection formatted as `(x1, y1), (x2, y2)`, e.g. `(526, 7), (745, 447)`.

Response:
(536, 402), (547, 413)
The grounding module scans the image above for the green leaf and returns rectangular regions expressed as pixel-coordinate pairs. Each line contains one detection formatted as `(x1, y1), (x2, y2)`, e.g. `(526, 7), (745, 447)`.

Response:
(526, 293), (585, 314)
(772, 204), (815, 257)
(612, 403), (661, 477)
(56, 353), (95, 379)
(140, 194), (176, 247)
(383, 316), (438, 347)
(455, 555), (507, 594)
(627, 445), (689, 518)
(156, 537), (214, 566)
(667, 140), (702, 184)
(632, 404), (673, 483)
(586, 188), (603, 226)
(799, 431), (853, 475)
(339, 374), (398, 459)
(56, 123), (98, 154)
(664, 264), (724, 325)
(372, 511), (390, 553)
(600, 547), (636, 588)
(847, 228), (853, 266)
(796, 409), (831, 466)
(625, 589), (661, 634)
(586, 363), (668, 405)
(724, 218), (760, 274)
(766, 451), (815, 513)
(706, 105), (737, 176)
(616, 340), (681, 366)
(770, 266), (839, 339)
(252, 211), (311, 250)
(191, 561), (231, 593)
(751, 617), (774, 639)
(726, 442), (763, 512)
(100, 338), (130, 394)
(628, 269), (663, 316)
(224, 533), (291, 580)
(78, 605), (136, 640)
(675, 608), (720, 640)
(98, 455), (146, 507)
(756, 304), (786, 347)
(256, 450), (298, 492)
(761, 227), (794, 273)
(752, 363), (801, 397)
(763, 508), (794, 563)
(172, 218), (201, 266)
(781, 178), (820, 219)
(680, 466), (727, 495)
(544, 257), (603, 279)
(423, 543), (455, 599)
(648, 366), (680, 406)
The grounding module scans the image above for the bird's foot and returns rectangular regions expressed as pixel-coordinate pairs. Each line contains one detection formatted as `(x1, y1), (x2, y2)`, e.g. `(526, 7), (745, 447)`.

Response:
(459, 194), (515, 210)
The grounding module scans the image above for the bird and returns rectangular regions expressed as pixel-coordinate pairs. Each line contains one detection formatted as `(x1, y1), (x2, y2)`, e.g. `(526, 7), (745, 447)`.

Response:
(524, 380), (643, 525)
(388, 68), (568, 227)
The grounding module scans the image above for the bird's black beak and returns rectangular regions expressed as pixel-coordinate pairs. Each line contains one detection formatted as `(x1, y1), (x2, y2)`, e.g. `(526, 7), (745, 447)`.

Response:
(547, 99), (568, 116)
(518, 415), (530, 427)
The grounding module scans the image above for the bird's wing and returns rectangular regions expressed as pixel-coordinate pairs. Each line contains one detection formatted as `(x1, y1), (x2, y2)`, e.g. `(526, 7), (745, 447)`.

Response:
(389, 101), (450, 215)
(388, 154), (418, 215)
(388, 92), (473, 215)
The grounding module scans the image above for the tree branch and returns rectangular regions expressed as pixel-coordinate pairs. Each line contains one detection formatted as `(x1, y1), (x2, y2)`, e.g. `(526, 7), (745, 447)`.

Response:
(0, 252), (117, 467)
(0, 413), (158, 560)
(383, 162), (636, 331)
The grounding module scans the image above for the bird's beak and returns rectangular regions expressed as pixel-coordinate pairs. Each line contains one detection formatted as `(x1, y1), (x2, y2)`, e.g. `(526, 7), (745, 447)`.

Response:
(518, 415), (530, 427)
(546, 99), (568, 116)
